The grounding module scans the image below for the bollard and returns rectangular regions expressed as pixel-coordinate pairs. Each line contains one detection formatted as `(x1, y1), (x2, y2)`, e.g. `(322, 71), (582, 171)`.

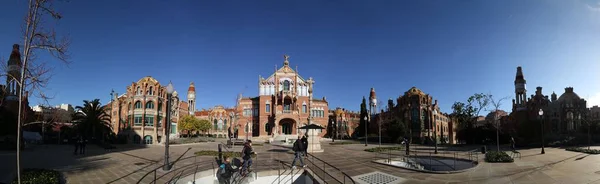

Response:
(218, 144), (223, 162)
(153, 170), (156, 184)
(453, 152), (456, 170)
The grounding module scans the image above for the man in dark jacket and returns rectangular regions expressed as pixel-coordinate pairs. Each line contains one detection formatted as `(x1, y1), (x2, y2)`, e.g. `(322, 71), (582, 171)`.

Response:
(218, 156), (238, 184)
(240, 140), (256, 176)
(291, 136), (306, 169)
(301, 135), (308, 156)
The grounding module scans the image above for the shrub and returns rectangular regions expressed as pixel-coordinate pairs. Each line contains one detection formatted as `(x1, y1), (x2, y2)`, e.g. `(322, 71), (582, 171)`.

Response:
(565, 147), (600, 154)
(364, 146), (404, 153)
(484, 151), (514, 163)
(195, 150), (257, 158)
(329, 142), (357, 145)
(169, 137), (215, 145)
(13, 168), (62, 184)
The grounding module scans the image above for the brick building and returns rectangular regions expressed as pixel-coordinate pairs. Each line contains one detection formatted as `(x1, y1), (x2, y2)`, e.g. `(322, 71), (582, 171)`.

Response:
(379, 87), (457, 144)
(510, 66), (591, 135)
(0, 44), (35, 137)
(194, 105), (236, 138)
(235, 55), (329, 141)
(105, 77), (191, 144)
(327, 107), (361, 139)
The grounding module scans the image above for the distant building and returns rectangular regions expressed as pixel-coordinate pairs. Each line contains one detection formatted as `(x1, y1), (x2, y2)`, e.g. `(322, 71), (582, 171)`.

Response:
(105, 77), (190, 144)
(328, 107), (360, 139)
(194, 105), (236, 138)
(236, 55), (329, 141)
(0, 44), (34, 137)
(379, 87), (457, 144)
(510, 66), (590, 134)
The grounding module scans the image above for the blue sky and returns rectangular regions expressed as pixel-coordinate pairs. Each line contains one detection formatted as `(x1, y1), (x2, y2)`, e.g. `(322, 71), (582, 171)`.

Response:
(0, 0), (599, 114)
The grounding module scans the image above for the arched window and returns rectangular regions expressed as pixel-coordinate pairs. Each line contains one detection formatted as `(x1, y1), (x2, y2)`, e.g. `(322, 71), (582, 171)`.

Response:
(214, 119), (218, 130)
(265, 122), (271, 133)
(283, 80), (290, 91)
(148, 87), (154, 95)
(158, 102), (162, 111)
(146, 101), (154, 109)
(224, 119), (228, 129)
(134, 101), (142, 109)
(136, 86), (142, 95)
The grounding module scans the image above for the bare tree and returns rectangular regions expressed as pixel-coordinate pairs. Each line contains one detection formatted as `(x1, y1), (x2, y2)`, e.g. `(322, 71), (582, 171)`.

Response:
(11, 0), (71, 183)
(487, 94), (510, 152)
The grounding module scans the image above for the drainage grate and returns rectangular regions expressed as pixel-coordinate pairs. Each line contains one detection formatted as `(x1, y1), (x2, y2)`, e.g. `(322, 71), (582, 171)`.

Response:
(352, 171), (406, 184)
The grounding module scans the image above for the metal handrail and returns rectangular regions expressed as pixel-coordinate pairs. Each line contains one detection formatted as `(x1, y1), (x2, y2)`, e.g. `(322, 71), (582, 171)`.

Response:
(136, 155), (215, 184)
(306, 153), (356, 184)
(377, 146), (480, 171)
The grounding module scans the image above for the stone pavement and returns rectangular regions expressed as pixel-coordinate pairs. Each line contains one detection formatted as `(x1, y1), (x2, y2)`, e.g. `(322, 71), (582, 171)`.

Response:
(1, 141), (599, 184)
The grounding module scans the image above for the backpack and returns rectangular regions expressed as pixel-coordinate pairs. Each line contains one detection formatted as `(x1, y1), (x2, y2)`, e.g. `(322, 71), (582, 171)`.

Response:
(292, 141), (299, 152)
(218, 164), (226, 176)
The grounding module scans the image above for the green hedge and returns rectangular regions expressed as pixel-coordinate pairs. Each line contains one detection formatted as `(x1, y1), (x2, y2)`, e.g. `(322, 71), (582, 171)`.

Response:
(565, 147), (600, 154)
(330, 142), (357, 145)
(169, 137), (215, 145)
(13, 168), (62, 184)
(364, 146), (404, 153)
(195, 150), (257, 158)
(484, 151), (514, 163)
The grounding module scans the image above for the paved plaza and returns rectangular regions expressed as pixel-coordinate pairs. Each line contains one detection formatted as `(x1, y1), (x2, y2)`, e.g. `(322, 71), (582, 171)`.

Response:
(1, 141), (600, 184)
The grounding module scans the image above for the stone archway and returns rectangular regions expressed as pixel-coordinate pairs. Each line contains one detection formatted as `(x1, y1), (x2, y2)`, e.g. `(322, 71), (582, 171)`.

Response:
(279, 118), (296, 135)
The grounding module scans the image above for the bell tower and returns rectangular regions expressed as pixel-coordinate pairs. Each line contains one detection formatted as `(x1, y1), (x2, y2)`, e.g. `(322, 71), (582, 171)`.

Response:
(5, 44), (22, 101)
(513, 66), (527, 111)
(187, 82), (196, 115)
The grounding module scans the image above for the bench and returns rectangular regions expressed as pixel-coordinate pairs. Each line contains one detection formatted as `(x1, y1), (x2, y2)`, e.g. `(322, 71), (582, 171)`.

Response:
(510, 150), (521, 159)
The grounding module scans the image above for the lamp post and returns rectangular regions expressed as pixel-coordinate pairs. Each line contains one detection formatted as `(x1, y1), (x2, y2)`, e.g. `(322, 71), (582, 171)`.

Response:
(163, 82), (174, 171)
(539, 109), (545, 154)
(364, 115), (368, 146)
(332, 119), (336, 143)
(433, 109), (438, 154)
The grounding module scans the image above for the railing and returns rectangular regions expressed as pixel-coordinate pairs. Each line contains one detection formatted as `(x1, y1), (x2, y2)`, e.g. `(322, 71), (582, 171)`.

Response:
(136, 152), (216, 184)
(305, 153), (356, 184)
(374, 145), (480, 171)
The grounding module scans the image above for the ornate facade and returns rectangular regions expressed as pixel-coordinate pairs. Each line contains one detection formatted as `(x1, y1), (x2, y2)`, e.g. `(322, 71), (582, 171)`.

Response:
(106, 77), (191, 144)
(194, 105), (236, 138)
(381, 87), (457, 144)
(327, 108), (360, 139)
(510, 66), (590, 134)
(236, 55), (329, 141)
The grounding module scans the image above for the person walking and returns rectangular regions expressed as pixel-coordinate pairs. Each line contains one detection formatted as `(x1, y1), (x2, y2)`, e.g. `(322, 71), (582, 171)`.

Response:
(73, 136), (80, 155)
(301, 134), (308, 156)
(217, 156), (238, 184)
(291, 136), (306, 169)
(240, 140), (256, 176)
(79, 137), (87, 155)
(510, 136), (516, 151)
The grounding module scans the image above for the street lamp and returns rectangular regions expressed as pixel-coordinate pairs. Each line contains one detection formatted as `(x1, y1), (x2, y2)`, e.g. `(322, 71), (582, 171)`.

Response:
(163, 82), (174, 171)
(332, 119), (336, 143)
(364, 115), (368, 146)
(539, 109), (545, 154)
(433, 109), (438, 154)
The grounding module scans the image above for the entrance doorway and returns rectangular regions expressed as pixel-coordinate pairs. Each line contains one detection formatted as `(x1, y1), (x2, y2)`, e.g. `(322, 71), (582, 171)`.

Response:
(279, 118), (295, 135)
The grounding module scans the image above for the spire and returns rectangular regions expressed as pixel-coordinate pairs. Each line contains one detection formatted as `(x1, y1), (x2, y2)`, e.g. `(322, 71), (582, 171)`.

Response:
(188, 82), (195, 92)
(515, 66), (526, 84)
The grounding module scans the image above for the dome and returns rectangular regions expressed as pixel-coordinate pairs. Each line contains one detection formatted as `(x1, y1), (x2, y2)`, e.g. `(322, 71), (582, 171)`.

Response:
(137, 76), (159, 84)
(557, 87), (581, 103)
(407, 87), (425, 96)
(188, 82), (195, 92)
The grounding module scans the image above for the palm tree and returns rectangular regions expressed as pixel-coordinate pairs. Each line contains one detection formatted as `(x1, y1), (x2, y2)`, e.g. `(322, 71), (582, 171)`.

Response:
(72, 99), (112, 142)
